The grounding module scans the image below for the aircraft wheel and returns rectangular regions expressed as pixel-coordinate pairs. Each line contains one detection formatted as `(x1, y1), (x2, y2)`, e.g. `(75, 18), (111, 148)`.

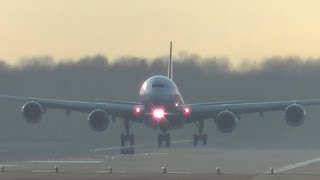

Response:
(128, 147), (135, 154)
(120, 148), (125, 154)
(129, 134), (135, 146)
(165, 133), (171, 147)
(121, 133), (126, 146)
(120, 147), (135, 154)
(202, 134), (208, 145)
(158, 134), (163, 147)
(193, 134), (198, 146)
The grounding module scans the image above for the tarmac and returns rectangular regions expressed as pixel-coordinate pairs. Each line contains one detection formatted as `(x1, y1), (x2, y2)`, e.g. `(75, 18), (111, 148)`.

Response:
(1, 144), (320, 180)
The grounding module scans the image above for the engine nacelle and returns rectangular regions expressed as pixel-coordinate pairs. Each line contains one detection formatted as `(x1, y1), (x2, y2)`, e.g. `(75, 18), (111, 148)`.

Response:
(22, 101), (44, 124)
(285, 104), (306, 127)
(88, 109), (109, 131)
(215, 111), (238, 133)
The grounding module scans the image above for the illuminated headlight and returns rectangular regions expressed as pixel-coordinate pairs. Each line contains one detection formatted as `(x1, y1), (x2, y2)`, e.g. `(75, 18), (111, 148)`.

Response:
(153, 109), (165, 119)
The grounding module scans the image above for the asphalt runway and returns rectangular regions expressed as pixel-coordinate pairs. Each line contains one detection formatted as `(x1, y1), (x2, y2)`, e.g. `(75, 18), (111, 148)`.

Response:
(1, 144), (320, 179)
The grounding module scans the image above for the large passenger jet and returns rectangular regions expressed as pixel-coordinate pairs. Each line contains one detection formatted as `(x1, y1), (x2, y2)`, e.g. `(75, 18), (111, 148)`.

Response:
(0, 42), (319, 154)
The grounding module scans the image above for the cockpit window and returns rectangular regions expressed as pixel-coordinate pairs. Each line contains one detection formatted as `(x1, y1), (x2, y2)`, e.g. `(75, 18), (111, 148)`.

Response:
(152, 84), (165, 88)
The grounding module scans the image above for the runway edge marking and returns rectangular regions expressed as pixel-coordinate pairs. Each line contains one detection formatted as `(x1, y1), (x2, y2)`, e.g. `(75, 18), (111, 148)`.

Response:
(266, 156), (320, 174)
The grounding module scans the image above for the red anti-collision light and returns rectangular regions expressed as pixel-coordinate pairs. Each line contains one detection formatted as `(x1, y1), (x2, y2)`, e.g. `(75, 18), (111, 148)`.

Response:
(184, 107), (191, 115)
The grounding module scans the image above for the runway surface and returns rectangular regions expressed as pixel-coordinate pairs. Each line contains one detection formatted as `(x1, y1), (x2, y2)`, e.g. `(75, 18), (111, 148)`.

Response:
(1, 143), (320, 179)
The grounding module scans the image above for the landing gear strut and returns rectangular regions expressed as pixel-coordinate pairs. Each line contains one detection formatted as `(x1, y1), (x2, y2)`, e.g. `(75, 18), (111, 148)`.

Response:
(120, 119), (135, 154)
(158, 131), (171, 147)
(193, 120), (207, 146)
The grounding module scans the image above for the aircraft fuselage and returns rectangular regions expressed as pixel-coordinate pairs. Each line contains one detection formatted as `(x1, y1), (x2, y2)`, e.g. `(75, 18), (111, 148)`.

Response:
(138, 75), (189, 131)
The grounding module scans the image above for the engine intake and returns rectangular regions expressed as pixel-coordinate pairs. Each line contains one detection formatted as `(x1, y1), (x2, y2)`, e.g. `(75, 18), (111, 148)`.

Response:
(88, 109), (109, 131)
(22, 101), (44, 124)
(285, 104), (306, 127)
(215, 111), (237, 133)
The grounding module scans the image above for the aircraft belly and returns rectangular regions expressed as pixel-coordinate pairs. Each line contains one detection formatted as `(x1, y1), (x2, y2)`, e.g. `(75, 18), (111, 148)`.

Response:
(141, 94), (183, 105)
(143, 116), (185, 131)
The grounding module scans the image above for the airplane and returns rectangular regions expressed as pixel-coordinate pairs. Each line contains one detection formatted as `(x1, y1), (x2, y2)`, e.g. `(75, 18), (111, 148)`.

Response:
(0, 41), (319, 154)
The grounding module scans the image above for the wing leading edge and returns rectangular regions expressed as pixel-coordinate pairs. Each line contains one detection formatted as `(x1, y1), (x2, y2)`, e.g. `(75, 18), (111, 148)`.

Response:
(0, 95), (134, 119)
(187, 99), (320, 123)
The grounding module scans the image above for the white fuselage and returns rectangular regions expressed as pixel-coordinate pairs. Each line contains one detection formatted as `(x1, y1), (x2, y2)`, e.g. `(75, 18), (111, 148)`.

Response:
(138, 75), (188, 131)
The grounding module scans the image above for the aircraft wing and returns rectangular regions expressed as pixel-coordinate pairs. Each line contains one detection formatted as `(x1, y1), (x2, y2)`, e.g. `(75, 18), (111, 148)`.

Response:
(187, 100), (245, 106)
(186, 99), (320, 123)
(0, 95), (135, 119)
(95, 99), (141, 105)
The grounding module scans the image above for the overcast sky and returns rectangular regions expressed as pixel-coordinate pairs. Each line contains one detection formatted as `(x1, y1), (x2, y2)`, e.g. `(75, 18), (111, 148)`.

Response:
(1, 0), (320, 66)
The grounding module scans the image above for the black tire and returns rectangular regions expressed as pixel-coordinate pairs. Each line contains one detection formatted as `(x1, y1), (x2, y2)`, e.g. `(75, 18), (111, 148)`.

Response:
(120, 147), (127, 154)
(129, 147), (135, 154)
(165, 134), (171, 147)
(120, 147), (135, 154)
(129, 134), (135, 146)
(158, 134), (163, 147)
(193, 134), (198, 146)
(121, 133), (126, 146)
(202, 134), (208, 145)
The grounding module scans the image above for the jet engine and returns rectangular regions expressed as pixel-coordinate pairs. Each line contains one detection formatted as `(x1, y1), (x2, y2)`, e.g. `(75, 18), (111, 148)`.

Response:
(215, 111), (238, 133)
(22, 101), (44, 124)
(285, 104), (306, 127)
(88, 109), (109, 131)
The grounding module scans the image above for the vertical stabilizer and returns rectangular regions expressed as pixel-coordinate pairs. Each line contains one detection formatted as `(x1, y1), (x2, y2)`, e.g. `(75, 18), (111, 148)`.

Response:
(168, 41), (173, 80)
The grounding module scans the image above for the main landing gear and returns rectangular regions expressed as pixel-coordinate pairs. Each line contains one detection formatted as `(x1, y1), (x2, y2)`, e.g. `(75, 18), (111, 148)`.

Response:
(158, 131), (171, 147)
(193, 120), (207, 146)
(120, 119), (135, 154)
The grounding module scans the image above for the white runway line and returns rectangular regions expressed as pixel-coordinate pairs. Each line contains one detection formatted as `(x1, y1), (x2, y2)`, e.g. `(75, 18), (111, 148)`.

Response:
(0, 165), (16, 167)
(26, 160), (104, 164)
(93, 139), (192, 152)
(96, 170), (126, 173)
(93, 144), (149, 151)
(168, 171), (193, 174)
(267, 157), (320, 174)
(104, 152), (168, 160)
(146, 152), (168, 155)
(32, 170), (55, 173)
(170, 140), (193, 144)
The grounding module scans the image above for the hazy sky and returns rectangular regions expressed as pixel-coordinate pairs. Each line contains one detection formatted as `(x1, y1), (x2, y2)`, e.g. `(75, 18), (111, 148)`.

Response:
(1, 0), (320, 66)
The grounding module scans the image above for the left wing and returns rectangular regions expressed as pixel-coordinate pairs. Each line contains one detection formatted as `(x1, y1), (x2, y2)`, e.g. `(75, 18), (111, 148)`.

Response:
(187, 99), (320, 123)
(0, 95), (135, 119)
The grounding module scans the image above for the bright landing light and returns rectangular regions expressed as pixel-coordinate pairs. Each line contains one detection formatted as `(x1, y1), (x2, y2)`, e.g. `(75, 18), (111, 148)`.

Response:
(153, 109), (165, 119)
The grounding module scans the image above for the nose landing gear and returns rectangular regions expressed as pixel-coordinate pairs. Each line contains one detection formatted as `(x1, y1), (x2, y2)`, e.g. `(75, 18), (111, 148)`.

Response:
(158, 131), (171, 147)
